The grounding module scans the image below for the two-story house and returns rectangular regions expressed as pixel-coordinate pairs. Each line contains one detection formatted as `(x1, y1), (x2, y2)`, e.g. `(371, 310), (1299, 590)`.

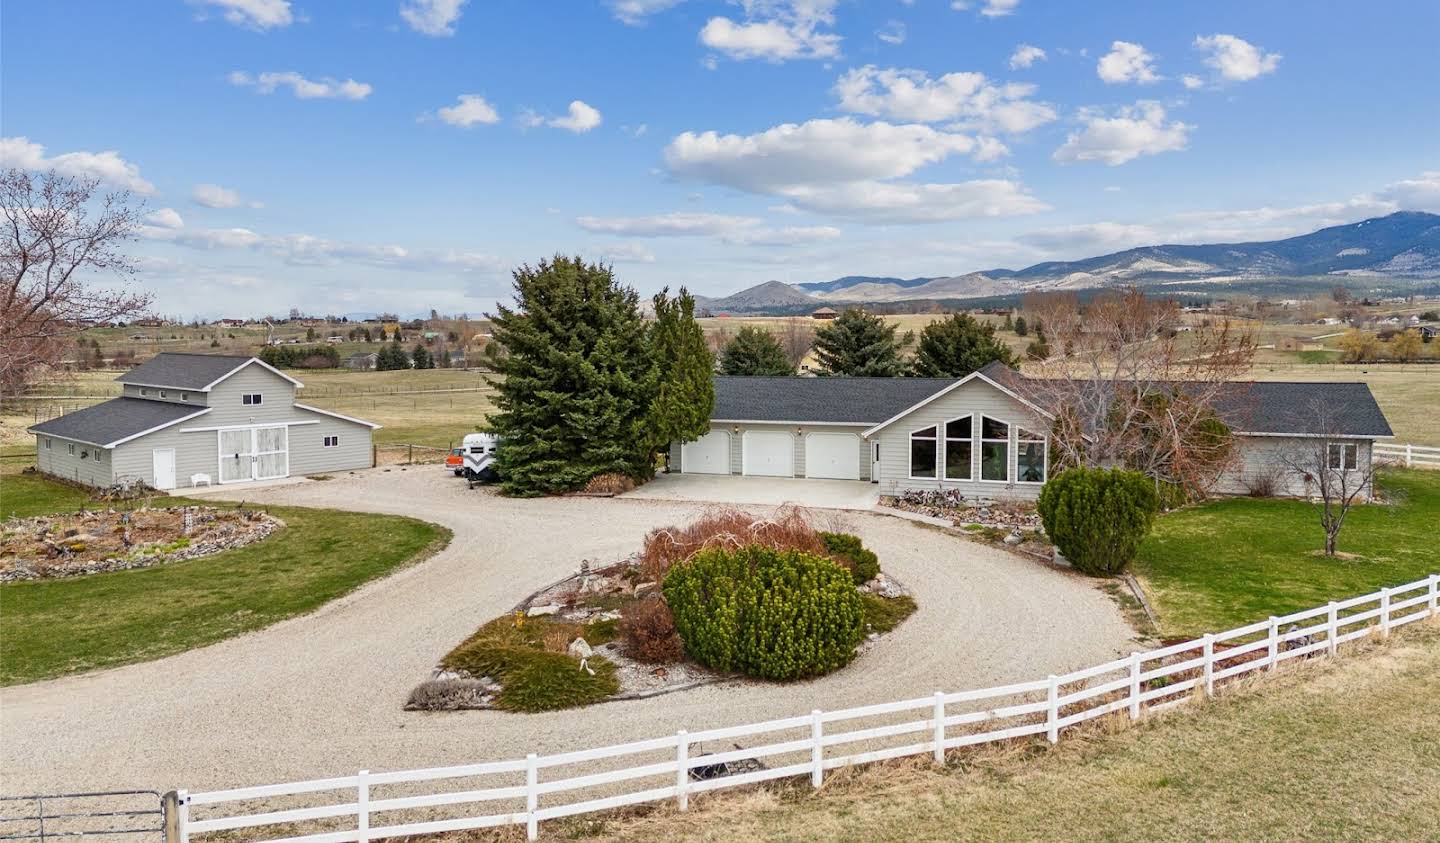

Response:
(29, 353), (380, 490)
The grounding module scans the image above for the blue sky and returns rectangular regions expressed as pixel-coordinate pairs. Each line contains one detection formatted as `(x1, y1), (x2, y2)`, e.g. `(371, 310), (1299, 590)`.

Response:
(4, 0), (1438, 319)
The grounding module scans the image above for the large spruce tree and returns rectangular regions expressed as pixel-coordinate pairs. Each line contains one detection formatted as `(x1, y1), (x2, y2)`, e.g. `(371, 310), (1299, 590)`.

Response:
(812, 308), (912, 376)
(721, 326), (793, 375)
(487, 256), (653, 495)
(647, 288), (714, 455)
(910, 313), (1018, 377)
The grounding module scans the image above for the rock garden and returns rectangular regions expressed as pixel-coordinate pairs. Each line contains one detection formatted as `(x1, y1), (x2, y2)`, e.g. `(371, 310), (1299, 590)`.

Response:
(0, 506), (283, 582)
(407, 506), (918, 712)
(883, 489), (1051, 553)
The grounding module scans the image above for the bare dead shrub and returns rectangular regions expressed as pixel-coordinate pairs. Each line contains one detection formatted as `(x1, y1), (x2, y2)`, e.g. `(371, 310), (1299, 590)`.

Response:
(638, 505), (828, 582)
(583, 473), (636, 495)
(620, 597), (684, 664)
(1245, 464), (1285, 498)
(541, 627), (572, 653)
(404, 678), (491, 711)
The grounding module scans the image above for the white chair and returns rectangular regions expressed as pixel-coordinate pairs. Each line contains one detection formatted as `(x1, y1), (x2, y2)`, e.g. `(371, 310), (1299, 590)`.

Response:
(191, 473), (213, 487)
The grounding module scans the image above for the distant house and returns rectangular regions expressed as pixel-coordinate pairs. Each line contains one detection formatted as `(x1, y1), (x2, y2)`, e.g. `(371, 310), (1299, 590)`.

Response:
(446, 349), (467, 367)
(345, 352), (379, 370)
(29, 353), (379, 490)
(1420, 326), (1439, 341)
(216, 318), (247, 328)
(326, 335), (345, 344)
(811, 307), (839, 320)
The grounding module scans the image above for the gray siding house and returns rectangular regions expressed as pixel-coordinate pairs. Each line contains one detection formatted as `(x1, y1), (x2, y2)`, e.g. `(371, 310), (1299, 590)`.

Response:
(670, 362), (1393, 501)
(30, 353), (379, 490)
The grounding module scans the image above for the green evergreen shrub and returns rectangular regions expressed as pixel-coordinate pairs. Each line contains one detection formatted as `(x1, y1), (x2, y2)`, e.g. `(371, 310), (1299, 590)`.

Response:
(663, 545), (864, 680)
(1036, 467), (1160, 576)
(819, 531), (880, 584)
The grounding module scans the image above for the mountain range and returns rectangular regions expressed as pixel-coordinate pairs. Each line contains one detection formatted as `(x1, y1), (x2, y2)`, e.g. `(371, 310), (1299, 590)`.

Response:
(694, 211), (1440, 314)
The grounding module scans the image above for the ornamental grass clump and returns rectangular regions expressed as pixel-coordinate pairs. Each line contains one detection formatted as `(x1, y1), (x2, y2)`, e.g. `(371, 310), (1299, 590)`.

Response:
(1036, 467), (1159, 576)
(662, 545), (864, 681)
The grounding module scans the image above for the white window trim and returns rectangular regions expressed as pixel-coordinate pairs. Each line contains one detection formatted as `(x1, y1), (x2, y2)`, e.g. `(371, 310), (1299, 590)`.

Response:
(1327, 442), (1360, 472)
(908, 424), (939, 481)
(323, 435), (340, 448)
(942, 414), (974, 482)
(1015, 427), (1048, 485)
(67, 442), (76, 455)
(242, 393), (263, 406)
(44, 438), (52, 449)
(979, 414), (1011, 484)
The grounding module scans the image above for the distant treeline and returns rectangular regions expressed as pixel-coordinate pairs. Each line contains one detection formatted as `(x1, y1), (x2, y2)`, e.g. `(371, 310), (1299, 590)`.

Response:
(258, 345), (341, 369)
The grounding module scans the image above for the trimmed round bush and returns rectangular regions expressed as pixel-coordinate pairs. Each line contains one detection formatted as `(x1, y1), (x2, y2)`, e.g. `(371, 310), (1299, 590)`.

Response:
(1036, 467), (1159, 576)
(819, 531), (880, 585)
(662, 545), (864, 681)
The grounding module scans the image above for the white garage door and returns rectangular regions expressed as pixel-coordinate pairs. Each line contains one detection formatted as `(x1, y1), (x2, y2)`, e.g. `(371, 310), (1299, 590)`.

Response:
(805, 433), (861, 480)
(681, 431), (730, 475)
(742, 431), (794, 477)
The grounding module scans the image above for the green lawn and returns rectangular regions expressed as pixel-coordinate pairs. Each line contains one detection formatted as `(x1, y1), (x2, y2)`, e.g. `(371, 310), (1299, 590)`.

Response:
(1, 471), (92, 519)
(1, 479), (450, 685)
(1135, 468), (1438, 637)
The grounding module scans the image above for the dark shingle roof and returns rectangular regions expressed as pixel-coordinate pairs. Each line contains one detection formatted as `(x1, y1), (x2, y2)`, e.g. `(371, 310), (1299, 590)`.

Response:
(712, 368), (1393, 438)
(29, 398), (209, 446)
(712, 376), (960, 424)
(115, 353), (255, 390)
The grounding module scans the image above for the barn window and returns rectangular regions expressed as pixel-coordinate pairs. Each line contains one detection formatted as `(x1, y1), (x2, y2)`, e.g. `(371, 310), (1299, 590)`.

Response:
(44, 438), (52, 450)
(1327, 442), (1358, 471)
(980, 416), (1009, 482)
(909, 425), (937, 479)
(943, 415), (972, 481)
(242, 393), (263, 406)
(323, 435), (340, 448)
(67, 442), (76, 455)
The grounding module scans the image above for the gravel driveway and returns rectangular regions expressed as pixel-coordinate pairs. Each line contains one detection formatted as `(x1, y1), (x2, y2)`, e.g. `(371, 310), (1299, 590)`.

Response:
(0, 468), (1138, 796)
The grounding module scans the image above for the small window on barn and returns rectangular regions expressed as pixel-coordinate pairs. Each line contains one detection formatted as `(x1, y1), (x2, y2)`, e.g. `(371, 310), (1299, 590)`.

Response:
(909, 425), (938, 479)
(140, 388), (150, 397)
(323, 435), (340, 448)
(67, 442), (75, 455)
(1327, 442), (1358, 471)
(242, 393), (263, 406)
(159, 390), (168, 399)
(181, 393), (189, 401)
(44, 438), (52, 450)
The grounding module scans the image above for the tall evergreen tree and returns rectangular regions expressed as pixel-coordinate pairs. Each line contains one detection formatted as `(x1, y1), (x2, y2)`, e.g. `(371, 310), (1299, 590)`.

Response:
(812, 308), (912, 376)
(411, 343), (433, 369)
(910, 313), (1018, 377)
(1014, 316), (1028, 337)
(487, 256), (653, 495)
(721, 326), (793, 375)
(647, 288), (714, 455)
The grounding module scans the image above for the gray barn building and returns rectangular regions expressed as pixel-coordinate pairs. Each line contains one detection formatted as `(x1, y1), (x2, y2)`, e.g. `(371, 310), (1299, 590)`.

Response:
(30, 353), (379, 490)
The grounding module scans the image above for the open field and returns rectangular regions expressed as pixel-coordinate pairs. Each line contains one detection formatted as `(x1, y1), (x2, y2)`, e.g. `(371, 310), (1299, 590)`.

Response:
(0, 468), (450, 685)
(1136, 468), (1439, 638)
(493, 623), (1440, 843)
(1244, 362), (1440, 446)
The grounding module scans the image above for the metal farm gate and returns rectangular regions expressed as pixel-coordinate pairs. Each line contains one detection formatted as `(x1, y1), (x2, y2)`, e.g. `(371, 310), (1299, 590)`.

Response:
(0, 792), (162, 842)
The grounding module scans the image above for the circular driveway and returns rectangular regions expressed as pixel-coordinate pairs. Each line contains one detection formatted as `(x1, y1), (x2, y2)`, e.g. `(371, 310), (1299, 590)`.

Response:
(0, 469), (1138, 795)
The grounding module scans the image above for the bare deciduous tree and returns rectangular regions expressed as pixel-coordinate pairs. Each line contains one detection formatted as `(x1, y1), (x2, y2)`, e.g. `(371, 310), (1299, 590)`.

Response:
(1014, 288), (1257, 498)
(2, 169), (150, 398)
(779, 318), (815, 369)
(1273, 402), (1380, 556)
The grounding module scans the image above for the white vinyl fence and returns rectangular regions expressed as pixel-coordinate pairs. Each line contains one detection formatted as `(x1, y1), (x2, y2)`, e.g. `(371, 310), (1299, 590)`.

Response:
(172, 574), (1440, 843)
(1375, 442), (1440, 469)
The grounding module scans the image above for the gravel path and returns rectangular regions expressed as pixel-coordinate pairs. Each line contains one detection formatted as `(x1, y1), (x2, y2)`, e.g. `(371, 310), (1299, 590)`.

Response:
(0, 468), (1139, 796)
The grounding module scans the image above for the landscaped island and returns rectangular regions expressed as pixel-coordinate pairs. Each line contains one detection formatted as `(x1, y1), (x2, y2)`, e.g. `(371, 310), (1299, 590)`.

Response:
(409, 507), (917, 712)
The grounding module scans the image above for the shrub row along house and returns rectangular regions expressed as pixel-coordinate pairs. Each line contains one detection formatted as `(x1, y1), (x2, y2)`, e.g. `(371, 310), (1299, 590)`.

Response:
(29, 353), (379, 490)
(670, 361), (1393, 500)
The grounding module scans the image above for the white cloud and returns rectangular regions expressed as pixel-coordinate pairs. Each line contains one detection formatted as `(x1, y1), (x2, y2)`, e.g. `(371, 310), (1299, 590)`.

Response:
(1377, 171), (1440, 212)
(1194, 34), (1281, 82)
(1097, 41), (1161, 84)
(980, 0), (1019, 17)
(0, 136), (155, 194)
(607, 0), (686, 25)
(436, 94), (501, 127)
(699, 0), (841, 62)
(832, 67), (1055, 134)
(576, 212), (761, 236)
(1053, 101), (1190, 165)
(144, 208), (185, 229)
(191, 183), (262, 209)
(187, 0), (293, 30)
(228, 70), (372, 101)
(876, 20), (906, 45)
(146, 220), (504, 273)
(776, 179), (1048, 222)
(1181, 74), (1205, 90)
(722, 225), (842, 246)
(549, 100), (603, 133)
(597, 243), (657, 263)
(400, 0), (468, 36)
(1019, 221), (1159, 253)
(1008, 44), (1046, 69)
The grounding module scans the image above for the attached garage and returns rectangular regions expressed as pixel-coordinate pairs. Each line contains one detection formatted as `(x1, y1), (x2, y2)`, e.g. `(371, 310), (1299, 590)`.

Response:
(680, 430), (730, 475)
(742, 431), (794, 477)
(804, 432), (861, 480)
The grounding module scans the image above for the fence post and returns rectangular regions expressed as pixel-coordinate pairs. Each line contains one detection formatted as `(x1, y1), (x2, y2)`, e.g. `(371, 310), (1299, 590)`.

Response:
(1406, 443), (1413, 467)
(1045, 675), (1059, 744)
(932, 692), (946, 764)
(1327, 602), (1339, 656)
(1128, 652), (1142, 720)
(1430, 574), (1439, 619)
(1267, 617), (1279, 671)
(810, 710), (824, 788)
(176, 790), (190, 843)
(356, 770), (370, 843)
(1379, 587), (1392, 640)
(161, 792), (181, 843)
(525, 753), (539, 841)
(1202, 634), (1215, 698)
(676, 731), (689, 811)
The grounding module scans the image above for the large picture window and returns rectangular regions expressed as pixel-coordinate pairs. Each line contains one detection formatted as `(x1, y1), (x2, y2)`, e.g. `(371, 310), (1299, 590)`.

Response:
(909, 425), (937, 479)
(944, 415), (972, 480)
(980, 416), (1009, 482)
(1327, 442), (1358, 471)
(1017, 427), (1047, 483)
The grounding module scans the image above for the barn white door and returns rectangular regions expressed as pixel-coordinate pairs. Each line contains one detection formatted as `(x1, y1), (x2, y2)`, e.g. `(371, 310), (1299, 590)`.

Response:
(219, 429), (252, 483)
(254, 426), (289, 480)
(152, 449), (176, 490)
(218, 425), (290, 483)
